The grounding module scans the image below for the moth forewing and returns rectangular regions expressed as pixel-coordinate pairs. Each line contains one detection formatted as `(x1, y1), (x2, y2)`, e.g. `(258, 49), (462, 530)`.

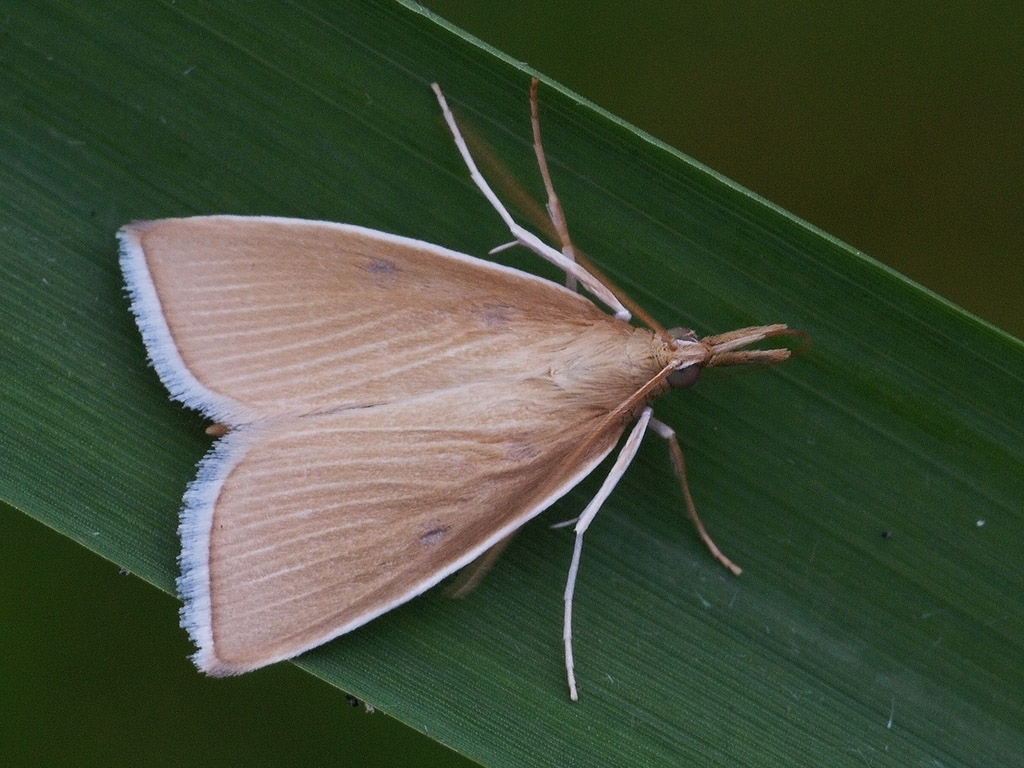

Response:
(119, 217), (640, 422)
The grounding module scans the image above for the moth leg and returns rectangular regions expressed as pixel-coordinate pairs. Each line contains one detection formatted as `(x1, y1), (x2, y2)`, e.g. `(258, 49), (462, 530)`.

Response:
(528, 78), (578, 292)
(649, 418), (742, 576)
(564, 407), (653, 701)
(431, 82), (629, 321)
(526, 78), (667, 337)
(445, 532), (518, 598)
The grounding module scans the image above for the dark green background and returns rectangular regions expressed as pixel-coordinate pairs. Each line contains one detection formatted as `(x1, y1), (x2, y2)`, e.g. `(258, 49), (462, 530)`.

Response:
(3, 2), (1020, 766)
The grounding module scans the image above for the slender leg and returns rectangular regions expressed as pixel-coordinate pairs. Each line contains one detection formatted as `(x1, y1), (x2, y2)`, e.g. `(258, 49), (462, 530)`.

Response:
(649, 418), (742, 576)
(445, 533), (517, 598)
(564, 407), (653, 700)
(431, 82), (629, 320)
(528, 78), (578, 292)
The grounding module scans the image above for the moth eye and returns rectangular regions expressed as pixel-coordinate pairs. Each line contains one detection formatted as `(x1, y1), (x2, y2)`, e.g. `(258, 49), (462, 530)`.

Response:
(666, 327), (702, 388)
(666, 326), (698, 343)
(667, 364), (702, 389)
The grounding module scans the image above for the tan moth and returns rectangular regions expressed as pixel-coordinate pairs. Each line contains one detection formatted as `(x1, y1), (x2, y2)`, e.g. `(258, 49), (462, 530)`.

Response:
(119, 79), (800, 700)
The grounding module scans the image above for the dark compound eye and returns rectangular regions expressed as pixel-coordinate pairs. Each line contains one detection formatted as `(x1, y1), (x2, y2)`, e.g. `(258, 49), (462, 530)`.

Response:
(667, 364), (702, 389)
(665, 327), (703, 388)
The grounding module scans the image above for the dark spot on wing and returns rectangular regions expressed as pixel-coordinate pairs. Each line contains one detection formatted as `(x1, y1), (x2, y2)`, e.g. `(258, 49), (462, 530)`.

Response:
(363, 258), (401, 288)
(368, 258), (399, 274)
(477, 301), (519, 328)
(420, 525), (451, 546)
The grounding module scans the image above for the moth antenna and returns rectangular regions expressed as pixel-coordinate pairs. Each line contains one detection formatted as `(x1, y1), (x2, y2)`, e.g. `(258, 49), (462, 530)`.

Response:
(564, 407), (654, 700)
(431, 82), (630, 321)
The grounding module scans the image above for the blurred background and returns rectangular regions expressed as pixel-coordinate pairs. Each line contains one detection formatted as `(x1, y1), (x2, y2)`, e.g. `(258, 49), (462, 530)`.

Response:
(4, 2), (1020, 767)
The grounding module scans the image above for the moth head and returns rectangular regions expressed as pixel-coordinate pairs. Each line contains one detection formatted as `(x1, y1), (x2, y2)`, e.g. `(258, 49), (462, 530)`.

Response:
(664, 327), (704, 389)
(663, 324), (806, 390)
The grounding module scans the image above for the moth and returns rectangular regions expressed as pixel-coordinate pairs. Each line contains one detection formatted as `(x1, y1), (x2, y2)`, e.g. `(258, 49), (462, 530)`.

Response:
(119, 79), (800, 700)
